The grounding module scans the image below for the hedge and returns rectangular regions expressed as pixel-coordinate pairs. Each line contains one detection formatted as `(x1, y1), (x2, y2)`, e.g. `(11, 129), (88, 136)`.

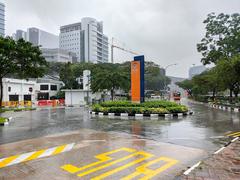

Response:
(92, 100), (188, 114)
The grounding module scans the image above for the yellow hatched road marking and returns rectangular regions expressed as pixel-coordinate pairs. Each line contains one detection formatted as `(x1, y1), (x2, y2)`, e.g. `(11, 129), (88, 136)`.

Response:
(61, 147), (136, 174)
(23, 150), (45, 162)
(52, 144), (67, 156)
(0, 143), (74, 169)
(0, 155), (20, 168)
(226, 131), (240, 137)
(77, 151), (153, 177)
(121, 156), (178, 180)
(91, 151), (153, 180)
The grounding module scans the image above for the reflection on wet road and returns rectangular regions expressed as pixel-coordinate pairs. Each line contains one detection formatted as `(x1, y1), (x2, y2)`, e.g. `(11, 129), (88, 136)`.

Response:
(1, 99), (240, 152)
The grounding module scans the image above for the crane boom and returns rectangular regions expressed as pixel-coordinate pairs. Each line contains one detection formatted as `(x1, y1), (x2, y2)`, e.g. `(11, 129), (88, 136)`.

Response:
(110, 38), (139, 63)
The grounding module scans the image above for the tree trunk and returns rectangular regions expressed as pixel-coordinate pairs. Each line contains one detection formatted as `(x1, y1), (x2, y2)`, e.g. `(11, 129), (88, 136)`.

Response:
(229, 88), (233, 104)
(212, 88), (216, 98)
(111, 89), (114, 101)
(0, 78), (3, 109)
(233, 88), (239, 98)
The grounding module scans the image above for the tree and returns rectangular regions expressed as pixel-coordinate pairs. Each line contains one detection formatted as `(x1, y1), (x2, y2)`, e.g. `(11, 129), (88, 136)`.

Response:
(215, 55), (240, 99)
(145, 62), (170, 91)
(197, 13), (240, 65)
(176, 80), (194, 96)
(91, 67), (130, 101)
(0, 37), (47, 108)
(59, 62), (80, 89)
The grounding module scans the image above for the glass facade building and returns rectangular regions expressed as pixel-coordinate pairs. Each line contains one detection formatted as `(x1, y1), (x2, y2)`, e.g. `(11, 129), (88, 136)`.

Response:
(0, 2), (5, 37)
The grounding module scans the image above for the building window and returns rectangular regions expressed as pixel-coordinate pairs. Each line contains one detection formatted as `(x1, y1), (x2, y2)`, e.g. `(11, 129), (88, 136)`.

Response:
(51, 85), (57, 91)
(40, 84), (49, 90)
(8, 86), (11, 92)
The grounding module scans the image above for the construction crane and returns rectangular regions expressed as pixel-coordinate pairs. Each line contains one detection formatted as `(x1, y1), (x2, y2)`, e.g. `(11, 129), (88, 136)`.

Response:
(110, 37), (139, 63)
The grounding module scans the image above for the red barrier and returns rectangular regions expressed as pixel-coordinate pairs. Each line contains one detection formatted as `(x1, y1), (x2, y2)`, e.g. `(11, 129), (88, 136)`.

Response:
(37, 99), (65, 106)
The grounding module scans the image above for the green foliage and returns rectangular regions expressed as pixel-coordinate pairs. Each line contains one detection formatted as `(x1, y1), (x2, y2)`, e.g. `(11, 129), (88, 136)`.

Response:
(0, 37), (48, 108)
(91, 65), (130, 100)
(50, 61), (170, 98)
(145, 62), (170, 91)
(0, 107), (36, 113)
(197, 13), (240, 65)
(13, 107), (36, 112)
(55, 90), (65, 99)
(59, 62), (80, 89)
(92, 100), (188, 114)
(166, 106), (188, 113)
(0, 117), (7, 124)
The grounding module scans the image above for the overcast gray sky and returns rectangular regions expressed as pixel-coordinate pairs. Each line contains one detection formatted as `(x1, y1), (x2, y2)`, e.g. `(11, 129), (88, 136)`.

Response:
(3, 0), (240, 78)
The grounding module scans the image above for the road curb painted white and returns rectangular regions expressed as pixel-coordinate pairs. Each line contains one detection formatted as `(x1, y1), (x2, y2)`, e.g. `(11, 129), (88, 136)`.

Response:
(183, 136), (240, 176)
(208, 104), (240, 113)
(183, 161), (201, 175)
(90, 111), (192, 119)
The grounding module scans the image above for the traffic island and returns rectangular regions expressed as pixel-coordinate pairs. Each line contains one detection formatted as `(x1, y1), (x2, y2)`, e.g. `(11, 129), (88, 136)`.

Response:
(90, 100), (191, 118)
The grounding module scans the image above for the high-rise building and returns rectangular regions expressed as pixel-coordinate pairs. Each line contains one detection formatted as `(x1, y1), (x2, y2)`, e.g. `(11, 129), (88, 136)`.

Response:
(27, 27), (59, 48)
(41, 48), (77, 63)
(60, 17), (109, 63)
(189, 65), (207, 79)
(15, 30), (27, 40)
(0, 2), (5, 37)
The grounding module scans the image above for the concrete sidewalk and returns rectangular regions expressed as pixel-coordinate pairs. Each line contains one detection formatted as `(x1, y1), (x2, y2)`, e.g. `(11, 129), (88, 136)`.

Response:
(181, 138), (240, 180)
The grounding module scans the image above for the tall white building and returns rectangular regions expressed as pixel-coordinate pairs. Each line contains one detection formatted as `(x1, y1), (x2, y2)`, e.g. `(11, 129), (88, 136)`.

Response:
(0, 2), (5, 37)
(14, 30), (27, 40)
(41, 48), (77, 63)
(27, 27), (59, 48)
(60, 17), (109, 63)
(12, 28), (59, 48)
(189, 65), (207, 79)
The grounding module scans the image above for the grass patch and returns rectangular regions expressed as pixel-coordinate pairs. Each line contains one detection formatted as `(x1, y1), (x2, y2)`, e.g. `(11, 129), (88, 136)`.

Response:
(0, 107), (36, 113)
(92, 100), (188, 114)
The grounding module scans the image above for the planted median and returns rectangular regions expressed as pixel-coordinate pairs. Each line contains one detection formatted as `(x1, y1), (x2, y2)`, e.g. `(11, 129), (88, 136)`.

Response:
(92, 101), (188, 115)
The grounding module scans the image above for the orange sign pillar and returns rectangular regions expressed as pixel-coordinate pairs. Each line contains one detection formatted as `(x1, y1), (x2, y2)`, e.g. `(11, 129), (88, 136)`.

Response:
(131, 61), (141, 103)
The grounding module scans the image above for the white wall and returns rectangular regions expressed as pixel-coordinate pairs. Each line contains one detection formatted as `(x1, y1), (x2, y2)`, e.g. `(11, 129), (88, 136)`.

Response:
(64, 90), (102, 106)
(2, 78), (36, 102)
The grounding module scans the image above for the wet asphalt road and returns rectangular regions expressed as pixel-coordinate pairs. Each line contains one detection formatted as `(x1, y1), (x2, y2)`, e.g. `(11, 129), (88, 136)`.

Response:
(0, 99), (239, 152)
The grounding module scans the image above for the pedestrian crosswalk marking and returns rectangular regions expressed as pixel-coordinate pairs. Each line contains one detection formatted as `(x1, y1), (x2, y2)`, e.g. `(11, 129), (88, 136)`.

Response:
(61, 147), (178, 179)
(0, 143), (75, 169)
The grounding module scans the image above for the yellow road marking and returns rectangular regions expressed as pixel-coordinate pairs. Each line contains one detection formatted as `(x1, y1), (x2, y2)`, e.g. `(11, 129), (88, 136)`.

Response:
(23, 150), (45, 162)
(91, 151), (153, 180)
(52, 145), (67, 156)
(121, 156), (178, 180)
(77, 151), (153, 177)
(0, 155), (20, 168)
(226, 131), (240, 137)
(0, 143), (75, 169)
(61, 147), (136, 174)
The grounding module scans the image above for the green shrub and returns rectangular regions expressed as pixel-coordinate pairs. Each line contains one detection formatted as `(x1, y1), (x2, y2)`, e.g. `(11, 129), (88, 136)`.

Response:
(144, 108), (169, 114)
(166, 105), (188, 113)
(100, 100), (180, 108)
(0, 117), (7, 124)
(91, 100), (188, 114)
(13, 107), (36, 112)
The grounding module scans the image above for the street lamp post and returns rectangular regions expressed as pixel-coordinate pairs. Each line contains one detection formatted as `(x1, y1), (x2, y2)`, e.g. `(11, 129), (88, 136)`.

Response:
(163, 63), (177, 99)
